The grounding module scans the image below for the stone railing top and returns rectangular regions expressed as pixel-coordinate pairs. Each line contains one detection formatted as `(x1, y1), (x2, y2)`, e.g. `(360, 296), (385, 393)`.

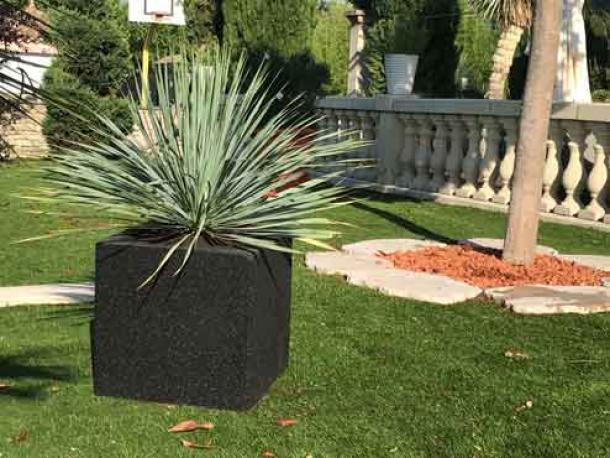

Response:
(316, 95), (610, 123)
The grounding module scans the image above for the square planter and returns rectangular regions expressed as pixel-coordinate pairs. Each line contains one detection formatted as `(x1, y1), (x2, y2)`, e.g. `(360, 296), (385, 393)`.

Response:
(91, 233), (292, 410)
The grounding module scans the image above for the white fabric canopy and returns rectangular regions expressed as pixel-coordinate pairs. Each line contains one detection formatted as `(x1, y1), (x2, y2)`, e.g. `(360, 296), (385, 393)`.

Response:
(554, 0), (592, 103)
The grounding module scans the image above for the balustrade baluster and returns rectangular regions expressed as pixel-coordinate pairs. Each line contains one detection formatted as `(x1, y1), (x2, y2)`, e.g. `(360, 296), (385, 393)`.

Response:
(397, 114), (417, 188)
(578, 143), (607, 221)
(412, 114), (434, 191)
(492, 118), (518, 205)
(346, 112), (362, 180)
(326, 109), (339, 144)
(554, 139), (584, 216)
(439, 115), (465, 195)
(323, 110), (339, 176)
(474, 117), (501, 201)
(358, 111), (378, 182)
(456, 117), (481, 198)
(540, 137), (560, 213)
(429, 119), (449, 192)
(315, 111), (330, 174)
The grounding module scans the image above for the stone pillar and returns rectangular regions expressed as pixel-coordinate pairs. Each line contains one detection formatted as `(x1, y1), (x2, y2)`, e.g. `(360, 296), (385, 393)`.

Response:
(345, 10), (366, 96)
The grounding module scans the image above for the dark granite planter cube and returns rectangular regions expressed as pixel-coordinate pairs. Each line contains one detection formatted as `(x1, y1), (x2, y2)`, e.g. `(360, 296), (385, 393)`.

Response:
(92, 234), (292, 410)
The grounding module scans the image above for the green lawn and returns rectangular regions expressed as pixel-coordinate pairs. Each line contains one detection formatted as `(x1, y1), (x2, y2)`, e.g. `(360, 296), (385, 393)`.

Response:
(2, 161), (610, 457)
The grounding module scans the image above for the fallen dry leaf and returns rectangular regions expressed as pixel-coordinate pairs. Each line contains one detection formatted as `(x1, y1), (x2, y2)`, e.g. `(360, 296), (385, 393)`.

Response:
(169, 420), (200, 433)
(10, 428), (28, 444)
(276, 418), (298, 427)
(504, 350), (530, 360)
(515, 400), (534, 412)
(180, 439), (214, 450)
(261, 451), (276, 458)
(0, 383), (11, 391)
(169, 420), (215, 433)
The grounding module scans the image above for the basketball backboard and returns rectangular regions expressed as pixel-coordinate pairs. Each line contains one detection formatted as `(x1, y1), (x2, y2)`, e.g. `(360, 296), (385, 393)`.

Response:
(128, 0), (186, 26)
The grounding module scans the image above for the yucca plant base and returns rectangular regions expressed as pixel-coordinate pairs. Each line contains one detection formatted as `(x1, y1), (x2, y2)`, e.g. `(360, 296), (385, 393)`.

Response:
(91, 234), (292, 411)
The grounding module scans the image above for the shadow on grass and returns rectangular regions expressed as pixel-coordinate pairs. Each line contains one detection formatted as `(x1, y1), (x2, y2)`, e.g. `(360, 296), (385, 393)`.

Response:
(0, 349), (76, 399)
(36, 305), (94, 325)
(351, 201), (457, 245)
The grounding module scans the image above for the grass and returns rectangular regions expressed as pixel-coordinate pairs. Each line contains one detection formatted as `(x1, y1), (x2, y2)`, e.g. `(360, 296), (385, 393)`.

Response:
(2, 160), (610, 457)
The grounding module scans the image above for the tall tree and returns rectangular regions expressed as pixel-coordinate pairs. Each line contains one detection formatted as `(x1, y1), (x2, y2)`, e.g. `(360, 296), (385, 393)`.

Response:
(469, 0), (533, 99)
(503, 0), (562, 264)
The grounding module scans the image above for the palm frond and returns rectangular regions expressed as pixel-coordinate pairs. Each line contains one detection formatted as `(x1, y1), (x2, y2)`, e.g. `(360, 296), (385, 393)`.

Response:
(469, 0), (533, 29)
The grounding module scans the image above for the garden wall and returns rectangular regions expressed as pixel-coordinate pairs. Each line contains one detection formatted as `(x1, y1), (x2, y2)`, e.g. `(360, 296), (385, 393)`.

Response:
(0, 102), (48, 159)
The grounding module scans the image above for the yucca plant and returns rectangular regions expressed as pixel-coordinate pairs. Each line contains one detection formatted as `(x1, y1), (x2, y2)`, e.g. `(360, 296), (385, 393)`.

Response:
(34, 47), (363, 284)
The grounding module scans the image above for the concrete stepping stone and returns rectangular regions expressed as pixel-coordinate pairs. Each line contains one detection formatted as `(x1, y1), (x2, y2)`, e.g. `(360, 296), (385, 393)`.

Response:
(460, 238), (559, 256)
(486, 285), (610, 315)
(0, 282), (94, 308)
(347, 269), (482, 305)
(557, 255), (610, 272)
(306, 250), (482, 305)
(342, 238), (446, 256)
(305, 251), (392, 276)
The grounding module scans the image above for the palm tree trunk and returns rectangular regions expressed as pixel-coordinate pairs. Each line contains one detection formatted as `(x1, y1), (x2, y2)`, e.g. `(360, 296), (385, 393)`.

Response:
(487, 24), (525, 100)
(503, 0), (562, 265)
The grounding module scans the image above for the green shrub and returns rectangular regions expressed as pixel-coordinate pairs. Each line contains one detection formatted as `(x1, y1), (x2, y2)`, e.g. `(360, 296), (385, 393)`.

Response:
(223, 0), (318, 58)
(454, 0), (497, 96)
(311, 1), (350, 95)
(52, 11), (131, 96)
(592, 89), (610, 102)
(222, 0), (326, 109)
(42, 0), (133, 151)
(42, 63), (132, 150)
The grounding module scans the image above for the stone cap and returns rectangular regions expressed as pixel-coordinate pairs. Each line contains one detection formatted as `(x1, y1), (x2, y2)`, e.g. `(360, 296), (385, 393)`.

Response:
(316, 96), (610, 123)
(345, 9), (366, 23)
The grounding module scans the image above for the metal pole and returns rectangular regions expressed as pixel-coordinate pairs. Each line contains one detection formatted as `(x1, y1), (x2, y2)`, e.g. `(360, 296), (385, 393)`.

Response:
(141, 24), (157, 109)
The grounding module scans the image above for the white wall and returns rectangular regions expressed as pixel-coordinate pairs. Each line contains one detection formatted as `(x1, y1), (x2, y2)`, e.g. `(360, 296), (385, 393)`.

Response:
(0, 53), (54, 94)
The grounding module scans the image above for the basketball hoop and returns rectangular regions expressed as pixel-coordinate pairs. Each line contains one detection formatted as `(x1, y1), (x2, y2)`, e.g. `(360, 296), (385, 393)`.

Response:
(128, 0), (185, 26)
(127, 0), (186, 108)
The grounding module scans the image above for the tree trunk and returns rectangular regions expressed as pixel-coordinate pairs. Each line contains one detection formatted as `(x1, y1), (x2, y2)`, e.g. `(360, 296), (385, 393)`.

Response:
(487, 24), (525, 100)
(503, 0), (562, 265)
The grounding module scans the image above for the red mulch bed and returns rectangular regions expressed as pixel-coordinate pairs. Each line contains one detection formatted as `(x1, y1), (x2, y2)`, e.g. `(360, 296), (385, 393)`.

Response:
(379, 245), (606, 289)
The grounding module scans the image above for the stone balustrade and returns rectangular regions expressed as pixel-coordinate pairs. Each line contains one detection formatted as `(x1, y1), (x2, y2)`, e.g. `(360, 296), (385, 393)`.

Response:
(315, 96), (610, 230)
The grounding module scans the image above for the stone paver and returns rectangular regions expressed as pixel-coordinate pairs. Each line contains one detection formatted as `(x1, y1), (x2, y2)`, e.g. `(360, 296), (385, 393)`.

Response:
(305, 251), (392, 276)
(486, 285), (610, 315)
(347, 269), (482, 305)
(0, 282), (94, 308)
(460, 238), (559, 256)
(306, 249), (481, 305)
(557, 254), (610, 272)
(342, 239), (445, 256)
